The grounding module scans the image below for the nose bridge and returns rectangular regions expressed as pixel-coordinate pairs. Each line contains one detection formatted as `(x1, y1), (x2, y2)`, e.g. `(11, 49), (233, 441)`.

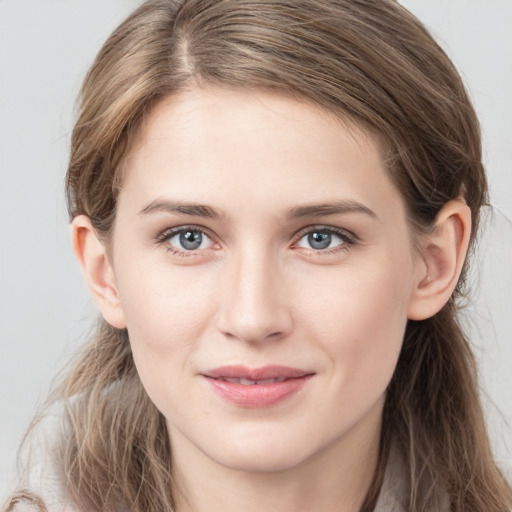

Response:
(216, 241), (292, 343)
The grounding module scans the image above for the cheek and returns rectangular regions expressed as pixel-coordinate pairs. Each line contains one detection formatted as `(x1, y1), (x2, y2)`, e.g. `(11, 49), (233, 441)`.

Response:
(113, 258), (220, 394)
(301, 252), (413, 384)
(118, 281), (210, 417)
(117, 258), (215, 340)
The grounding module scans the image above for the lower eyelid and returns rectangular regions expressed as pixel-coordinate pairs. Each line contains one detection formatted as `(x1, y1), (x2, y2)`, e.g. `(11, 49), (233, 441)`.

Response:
(166, 247), (203, 257)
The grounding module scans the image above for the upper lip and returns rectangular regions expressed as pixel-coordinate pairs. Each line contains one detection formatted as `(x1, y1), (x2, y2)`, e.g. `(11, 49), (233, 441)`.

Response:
(202, 365), (313, 381)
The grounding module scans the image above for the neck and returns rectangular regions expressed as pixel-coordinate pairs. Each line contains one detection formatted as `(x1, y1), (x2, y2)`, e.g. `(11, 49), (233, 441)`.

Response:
(169, 406), (382, 512)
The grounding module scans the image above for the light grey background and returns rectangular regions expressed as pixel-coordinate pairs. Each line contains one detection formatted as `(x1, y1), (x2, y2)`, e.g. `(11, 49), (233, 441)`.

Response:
(1, 0), (511, 498)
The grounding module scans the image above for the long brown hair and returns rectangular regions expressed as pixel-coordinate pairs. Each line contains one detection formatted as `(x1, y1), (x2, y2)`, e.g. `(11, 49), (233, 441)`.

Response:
(6, 1), (511, 511)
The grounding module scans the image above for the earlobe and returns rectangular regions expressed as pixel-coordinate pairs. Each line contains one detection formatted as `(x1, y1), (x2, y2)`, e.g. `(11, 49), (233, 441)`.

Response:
(71, 215), (127, 329)
(407, 199), (472, 321)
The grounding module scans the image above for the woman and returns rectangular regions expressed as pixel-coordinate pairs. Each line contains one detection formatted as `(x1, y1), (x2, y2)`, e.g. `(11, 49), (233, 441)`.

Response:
(5, 0), (511, 511)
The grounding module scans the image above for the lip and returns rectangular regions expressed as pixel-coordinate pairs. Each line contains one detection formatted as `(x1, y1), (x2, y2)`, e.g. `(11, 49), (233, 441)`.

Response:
(202, 365), (315, 408)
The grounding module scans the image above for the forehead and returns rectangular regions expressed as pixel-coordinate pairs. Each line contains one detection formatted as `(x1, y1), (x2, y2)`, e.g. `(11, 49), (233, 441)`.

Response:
(129, 87), (377, 160)
(119, 87), (404, 223)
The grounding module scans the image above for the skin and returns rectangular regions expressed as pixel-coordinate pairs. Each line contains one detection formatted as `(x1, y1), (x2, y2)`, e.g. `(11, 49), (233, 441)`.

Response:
(74, 88), (471, 512)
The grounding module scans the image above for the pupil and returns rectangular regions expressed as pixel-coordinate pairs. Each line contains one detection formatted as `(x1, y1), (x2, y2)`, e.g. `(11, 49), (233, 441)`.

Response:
(308, 231), (331, 250)
(180, 230), (202, 250)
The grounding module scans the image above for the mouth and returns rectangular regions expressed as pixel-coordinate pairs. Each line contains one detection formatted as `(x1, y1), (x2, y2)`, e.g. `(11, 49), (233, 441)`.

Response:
(213, 376), (288, 385)
(202, 365), (315, 408)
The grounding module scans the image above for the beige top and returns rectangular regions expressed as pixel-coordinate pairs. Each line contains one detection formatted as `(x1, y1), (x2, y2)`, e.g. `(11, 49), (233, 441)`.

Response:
(8, 411), (75, 512)
(7, 410), (444, 512)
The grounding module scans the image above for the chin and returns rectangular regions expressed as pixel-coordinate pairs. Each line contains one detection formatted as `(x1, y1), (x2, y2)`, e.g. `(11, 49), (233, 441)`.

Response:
(214, 449), (308, 474)
(203, 430), (317, 474)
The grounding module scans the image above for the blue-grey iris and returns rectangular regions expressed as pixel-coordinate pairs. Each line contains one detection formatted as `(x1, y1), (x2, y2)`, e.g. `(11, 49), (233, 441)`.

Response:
(180, 230), (202, 250)
(308, 231), (331, 250)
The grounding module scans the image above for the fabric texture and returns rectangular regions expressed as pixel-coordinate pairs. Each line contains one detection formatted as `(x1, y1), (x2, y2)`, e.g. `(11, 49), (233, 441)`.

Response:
(7, 409), (77, 512)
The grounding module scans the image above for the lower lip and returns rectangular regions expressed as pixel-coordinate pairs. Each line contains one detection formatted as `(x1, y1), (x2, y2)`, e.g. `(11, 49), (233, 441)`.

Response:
(204, 376), (312, 408)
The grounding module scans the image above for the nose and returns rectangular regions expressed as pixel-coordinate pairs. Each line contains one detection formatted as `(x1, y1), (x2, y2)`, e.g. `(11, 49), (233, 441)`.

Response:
(215, 247), (293, 344)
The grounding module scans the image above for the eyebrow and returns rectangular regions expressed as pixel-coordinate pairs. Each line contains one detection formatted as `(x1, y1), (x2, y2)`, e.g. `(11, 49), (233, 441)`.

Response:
(139, 198), (378, 222)
(139, 199), (225, 219)
(285, 200), (379, 221)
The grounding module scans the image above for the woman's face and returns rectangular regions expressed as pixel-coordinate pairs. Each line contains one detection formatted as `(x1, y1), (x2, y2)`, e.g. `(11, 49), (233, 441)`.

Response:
(110, 88), (423, 473)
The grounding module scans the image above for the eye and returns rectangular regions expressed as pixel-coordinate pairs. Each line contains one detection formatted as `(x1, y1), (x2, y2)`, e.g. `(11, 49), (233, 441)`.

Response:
(158, 227), (216, 253)
(295, 227), (354, 252)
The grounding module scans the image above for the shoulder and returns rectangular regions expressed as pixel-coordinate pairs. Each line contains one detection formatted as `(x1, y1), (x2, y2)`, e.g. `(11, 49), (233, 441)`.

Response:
(500, 458), (512, 483)
(7, 404), (79, 512)
(373, 445), (409, 512)
(374, 444), (449, 512)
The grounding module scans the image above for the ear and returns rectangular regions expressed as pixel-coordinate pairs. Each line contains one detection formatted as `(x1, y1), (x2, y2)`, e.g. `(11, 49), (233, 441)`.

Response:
(407, 199), (472, 321)
(71, 215), (127, 329)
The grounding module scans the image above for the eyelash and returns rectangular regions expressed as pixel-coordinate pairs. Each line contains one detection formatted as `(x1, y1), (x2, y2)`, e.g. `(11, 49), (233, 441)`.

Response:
(155, 225), (217, 257)
(155, 225), (358, 257)
(292, 225), (357, 255)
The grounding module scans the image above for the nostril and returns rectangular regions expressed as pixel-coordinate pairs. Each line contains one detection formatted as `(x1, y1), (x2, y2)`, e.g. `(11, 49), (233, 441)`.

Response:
(218, 323), (291, 345)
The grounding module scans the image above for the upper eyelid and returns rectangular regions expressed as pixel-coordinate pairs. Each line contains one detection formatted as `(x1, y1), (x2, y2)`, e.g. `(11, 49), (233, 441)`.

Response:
(156, 224), (214, 240)
(292, 224), (358, 243)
